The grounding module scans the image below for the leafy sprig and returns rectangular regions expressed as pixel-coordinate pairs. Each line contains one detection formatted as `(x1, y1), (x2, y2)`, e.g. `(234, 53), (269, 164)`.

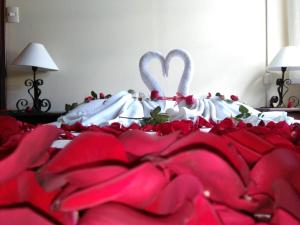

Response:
(119, 106), (170, 126)
(142, 106), (169, 125)
(235, 105), (251, 120)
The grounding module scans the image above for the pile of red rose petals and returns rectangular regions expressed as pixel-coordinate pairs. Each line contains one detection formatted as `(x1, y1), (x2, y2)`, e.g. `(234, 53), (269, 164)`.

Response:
(1, 115), (300, 225)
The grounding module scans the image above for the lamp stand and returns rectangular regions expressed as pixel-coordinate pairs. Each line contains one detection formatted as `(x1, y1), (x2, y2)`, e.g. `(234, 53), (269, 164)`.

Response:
(16, 66), (51, 112)
(270, 67), (299, 108)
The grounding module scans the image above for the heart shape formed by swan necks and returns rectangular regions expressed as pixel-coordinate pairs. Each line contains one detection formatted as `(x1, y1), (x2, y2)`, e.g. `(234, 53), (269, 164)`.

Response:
(139, 49), (193, 97)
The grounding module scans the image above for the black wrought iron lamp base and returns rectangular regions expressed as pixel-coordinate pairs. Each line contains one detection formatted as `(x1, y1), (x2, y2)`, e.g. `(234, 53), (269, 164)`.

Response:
(270, 67), (299, 108)
(16, 66), (51, 112)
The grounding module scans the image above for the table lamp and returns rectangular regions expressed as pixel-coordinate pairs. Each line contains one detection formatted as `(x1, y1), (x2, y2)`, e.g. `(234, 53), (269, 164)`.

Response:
(268, 46), (300, 108)
(13, 42), (59, 112)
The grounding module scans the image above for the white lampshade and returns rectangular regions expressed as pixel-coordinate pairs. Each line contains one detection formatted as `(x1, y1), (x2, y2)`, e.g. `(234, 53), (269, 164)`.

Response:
(13, 42), (59, 70)
(268, 46), (300, 71)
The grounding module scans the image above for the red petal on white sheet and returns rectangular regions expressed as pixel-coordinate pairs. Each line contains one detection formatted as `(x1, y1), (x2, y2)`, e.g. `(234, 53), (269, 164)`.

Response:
(159, 150), (257, 211)
(39, 132), (128, 184)
(272, 209), (300, 225)
(248, 148), (300, 197)
(0, 171), (77, 225)
(118, 129), (180, 157)
(226, 130), (274, 155)
(56, 162), (168, 212)
(78, 202), (194, 225)
(161, 131), (249, 184)
(0, 125), (60, 183)
(0, 207), (55, 225)
(215, 204), (255, 225)
(273, 179), (300, 221)
(41, 165), (128, 192)
(144, 174), (203, 215)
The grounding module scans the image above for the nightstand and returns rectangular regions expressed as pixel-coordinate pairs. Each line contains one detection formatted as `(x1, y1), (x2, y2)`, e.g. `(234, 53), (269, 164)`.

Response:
(258, 107), (300, 120)
(0, 111), (64, 124)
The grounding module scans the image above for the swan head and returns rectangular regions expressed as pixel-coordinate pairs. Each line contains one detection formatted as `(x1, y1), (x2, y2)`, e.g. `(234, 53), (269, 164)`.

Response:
(165, 49), (191, 77)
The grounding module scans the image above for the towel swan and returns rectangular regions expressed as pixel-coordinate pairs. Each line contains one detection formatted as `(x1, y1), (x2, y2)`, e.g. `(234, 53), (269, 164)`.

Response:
(139, 51), (166, 97)
(165, 49), (193, 96)
(139, 49), (193, 96)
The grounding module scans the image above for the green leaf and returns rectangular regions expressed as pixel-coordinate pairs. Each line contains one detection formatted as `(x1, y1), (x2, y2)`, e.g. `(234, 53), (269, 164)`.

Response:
(244, 113), (251, 118)
(128, 89), (135, 94)
(150, 106), (161, 117)
(71, 102), (78, 108)
(65, 104), (71, 112)
(239, 105), (249, 114)
(91, 91), (98, 99)
(235, 114), (243, 119)
(65, 102), (79, 112)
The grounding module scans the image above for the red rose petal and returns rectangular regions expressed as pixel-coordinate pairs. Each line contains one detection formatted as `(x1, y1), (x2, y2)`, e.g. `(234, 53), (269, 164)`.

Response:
(248, 148), (300, 197)
(56, 163), (168, 211)
(159, 150), (256, 211)
(273, 179), (300, 220)
(264, 133), (296, 151)
(41, 165), (128, 192)
(39, 132), (128, 184)
(272, 209), (300, 225)
(144, 174), (203, 215)
(78, 202), (194, 225)
(215, 204), (255, 225)
(226, 130), (274, 155)
(0, 125), (60, 183)
(223, 135), (262, 165)
(0, 171), (77, 225)
(161, 131), (250, 185)
(0, 116), (21, 144)
(118, 129), (180, 158)
(187, 195), (222, 225)
(0, 207), (55, 225)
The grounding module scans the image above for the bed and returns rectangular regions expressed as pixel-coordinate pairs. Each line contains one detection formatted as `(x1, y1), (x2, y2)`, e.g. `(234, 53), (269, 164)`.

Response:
(0, 49), (300, 225)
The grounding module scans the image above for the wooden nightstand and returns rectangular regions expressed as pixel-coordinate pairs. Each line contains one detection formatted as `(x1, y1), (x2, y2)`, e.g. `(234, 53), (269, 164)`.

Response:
(0, 111), (64, 124)
(258, 107), (300, 120)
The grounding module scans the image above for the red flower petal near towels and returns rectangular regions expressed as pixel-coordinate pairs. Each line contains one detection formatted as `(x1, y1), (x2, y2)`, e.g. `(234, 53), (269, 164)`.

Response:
(118, 129), (180, 158)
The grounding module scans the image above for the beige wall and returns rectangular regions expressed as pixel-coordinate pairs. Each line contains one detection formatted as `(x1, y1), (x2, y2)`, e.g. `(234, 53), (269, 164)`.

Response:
(5, 0), (284, 111)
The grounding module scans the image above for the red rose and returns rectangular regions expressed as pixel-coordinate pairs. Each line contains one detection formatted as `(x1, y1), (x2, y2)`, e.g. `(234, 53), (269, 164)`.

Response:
(287, 100), (294, 108)
(185, 95), (195, 106)
(230, 95), (239, 101)
(84, 96), (94, 102)
(150, 90), (161, 100)
(99, 92), (105, 99)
